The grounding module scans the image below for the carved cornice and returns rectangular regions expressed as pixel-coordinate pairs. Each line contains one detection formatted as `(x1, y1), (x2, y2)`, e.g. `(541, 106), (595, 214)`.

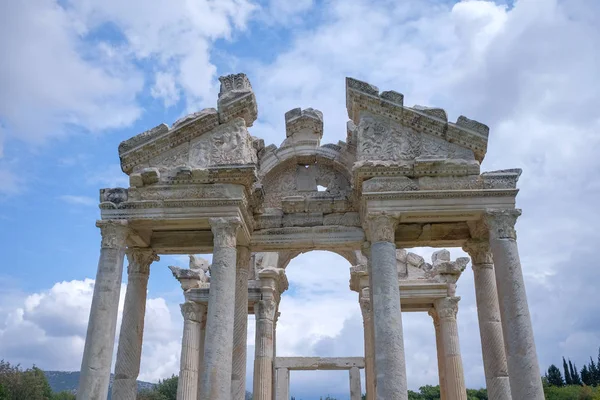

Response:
(361, 189), (519, 201)
(434, 296), (460, 320)
(365, 213), (398, 243)
(462, 239), (493, 265)
(96, 220), (129, 249)
(180, 301), (205, 322)
(485, 209), (521, 240)
(210, 217), (242, 248)
(126, 247), (159, 275)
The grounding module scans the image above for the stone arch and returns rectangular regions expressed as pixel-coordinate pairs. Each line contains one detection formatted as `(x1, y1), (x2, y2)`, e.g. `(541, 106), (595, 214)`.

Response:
(277, 249), (365, 270)
(259, 147), (356, 211)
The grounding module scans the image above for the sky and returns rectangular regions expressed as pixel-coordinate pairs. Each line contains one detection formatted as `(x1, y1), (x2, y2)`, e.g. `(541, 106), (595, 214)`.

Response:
(0, 0), (599, 398)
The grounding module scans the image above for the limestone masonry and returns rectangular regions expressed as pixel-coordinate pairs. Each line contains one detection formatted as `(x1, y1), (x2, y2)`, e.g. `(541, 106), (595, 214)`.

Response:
(77, 73), (543, 400)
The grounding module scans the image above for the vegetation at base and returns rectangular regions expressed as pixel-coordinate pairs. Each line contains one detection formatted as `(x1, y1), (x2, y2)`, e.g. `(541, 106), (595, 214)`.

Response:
(136, 375), (178, 400)
(0, 360), (75, 400)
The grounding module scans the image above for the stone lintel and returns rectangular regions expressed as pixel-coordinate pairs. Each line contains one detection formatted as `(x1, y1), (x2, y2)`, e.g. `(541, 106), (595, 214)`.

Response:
(250, 226), (365, 252)
(275, 357), (365, 370)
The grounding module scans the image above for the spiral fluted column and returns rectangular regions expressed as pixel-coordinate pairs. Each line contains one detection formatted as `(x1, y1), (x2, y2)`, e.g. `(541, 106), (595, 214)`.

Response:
(112, 248), (159, 400)
(232, 245), (250, 400)
(77, 220), (129, 400)
(359, 288), (376, 400)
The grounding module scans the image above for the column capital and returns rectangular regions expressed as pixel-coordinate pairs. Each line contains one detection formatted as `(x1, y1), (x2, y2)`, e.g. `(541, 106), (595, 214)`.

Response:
(96, 220), (129, 249)
(434, 296), (460, 320)
(254, 298), (277, 322)
(428, 307), (440, 328)
(365, 213), (398, 243)
(209, 217), (242, 248)
(484, 209), (521, 240)
(126, 247), (159, 275)
(462, 239), (493, 266)
(359, 288), (372, 320)
(180, 301), (206, 322)
(237, 245), (251, 268)
(360, 241), (371, 259)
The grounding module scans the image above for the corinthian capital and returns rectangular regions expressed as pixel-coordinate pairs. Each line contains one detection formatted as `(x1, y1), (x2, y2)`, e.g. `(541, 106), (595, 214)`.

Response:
(366, 213), (398, 243)
(209, 217), (242, 248)
(462, 239), (493, 265)
(96, 220), (129, 249)
(359, 287), (372, 319)
(126, 248), (159, 275)
(180, 301), (205, 322)
(485, 209), (521, 240)
(254, 299), (277, 321)
(434, 296), (460, 320)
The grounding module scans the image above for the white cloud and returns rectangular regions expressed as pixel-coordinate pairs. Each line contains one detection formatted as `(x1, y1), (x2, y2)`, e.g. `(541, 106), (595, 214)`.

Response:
(0, 279), (181, 382)
(151, 72), (180, 108)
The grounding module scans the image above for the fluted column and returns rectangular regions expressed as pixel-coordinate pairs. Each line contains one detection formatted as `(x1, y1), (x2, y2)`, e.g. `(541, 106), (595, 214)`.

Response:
(366, 214), (408, 400)
(485, 210), (544, 399)
(253, 270), (280, 400)
(177, 302), (205, 400)
(429, 310), (447, 400)
(77, 220), (129, 400)
(359, 288), (376, 400)
(196, 309), (207, 400)
(200, 217), (241, 400)
(463, 239), (512, 400)
(433, 297), (467, 400)
(232, 245), (251, 400)
(112, 248), (159, 400)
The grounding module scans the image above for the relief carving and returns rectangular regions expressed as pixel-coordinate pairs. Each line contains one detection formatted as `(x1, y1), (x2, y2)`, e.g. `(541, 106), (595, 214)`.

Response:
(126, 248), (159, 275)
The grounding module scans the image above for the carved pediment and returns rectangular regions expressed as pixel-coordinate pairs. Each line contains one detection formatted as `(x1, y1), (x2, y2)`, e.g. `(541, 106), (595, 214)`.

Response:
(346, 77), (489, 163)
(118, 73), (259, 180)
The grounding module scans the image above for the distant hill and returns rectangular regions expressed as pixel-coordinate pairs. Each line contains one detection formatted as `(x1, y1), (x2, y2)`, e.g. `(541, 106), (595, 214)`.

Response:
(43, 371), (155, 398)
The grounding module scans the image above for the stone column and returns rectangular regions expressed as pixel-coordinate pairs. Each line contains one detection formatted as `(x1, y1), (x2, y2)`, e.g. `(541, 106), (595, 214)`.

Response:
(77, 220), (129, 400)
(112, 248), (159, 400)
(349, 366), (362, 400)
(272, 310), (280, 400)
(366, 214), (408, 399)
(463, 239), (512, 400)
(196, 309), (207, 400)
(433, 297), (467, 400)
(232, 245), (251, 400)
(429, 310), (447, 400)
(359, 288), (376, 400)
(200, 217), (240, 400)
(275, 368), (290, 400)
(177, 302), (205, 400)
(253, 269), (280, 400)
(485, 210), (544, 400)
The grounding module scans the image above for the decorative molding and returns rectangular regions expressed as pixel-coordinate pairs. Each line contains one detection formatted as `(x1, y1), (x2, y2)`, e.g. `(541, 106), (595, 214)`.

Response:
(485, 209), (521, 240)
(96, 220), (129, 249)
(126, 248), (159, 275)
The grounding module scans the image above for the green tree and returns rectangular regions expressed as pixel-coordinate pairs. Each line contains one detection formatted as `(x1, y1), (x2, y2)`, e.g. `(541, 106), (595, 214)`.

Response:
(548, 364), (565, 387)
(564, 357), (573, 385)
(582, 365), (593, 386)
(52, 392), (76, 400)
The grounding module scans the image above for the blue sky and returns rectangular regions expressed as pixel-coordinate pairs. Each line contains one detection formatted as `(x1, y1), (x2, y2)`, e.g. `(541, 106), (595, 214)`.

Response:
(1, 0), (600, 398)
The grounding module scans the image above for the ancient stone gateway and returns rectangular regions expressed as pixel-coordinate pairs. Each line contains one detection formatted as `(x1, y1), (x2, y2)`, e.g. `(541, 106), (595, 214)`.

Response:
(77, 73), (545, 400)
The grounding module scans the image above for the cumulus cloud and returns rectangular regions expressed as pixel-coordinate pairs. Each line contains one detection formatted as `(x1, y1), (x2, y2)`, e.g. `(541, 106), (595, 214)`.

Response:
(0, 0), (256, 147)
(0, 279), (181, 382)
